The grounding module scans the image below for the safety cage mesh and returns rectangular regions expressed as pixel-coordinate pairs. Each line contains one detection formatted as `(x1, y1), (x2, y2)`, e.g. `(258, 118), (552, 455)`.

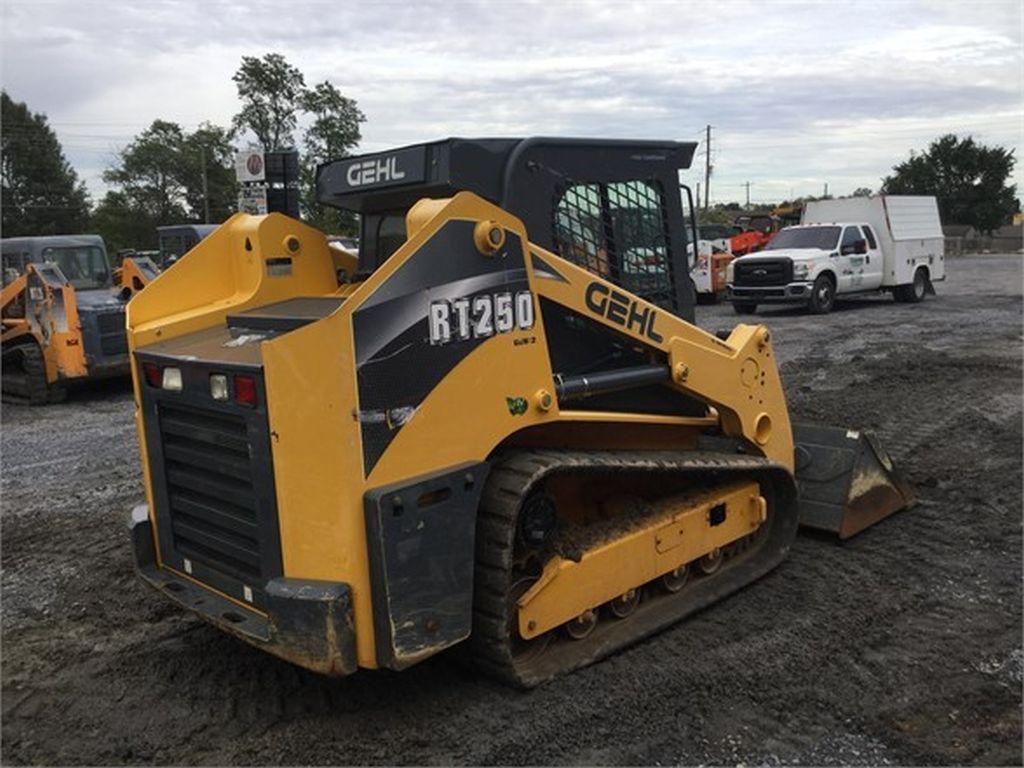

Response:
(552, 180), (676, 312)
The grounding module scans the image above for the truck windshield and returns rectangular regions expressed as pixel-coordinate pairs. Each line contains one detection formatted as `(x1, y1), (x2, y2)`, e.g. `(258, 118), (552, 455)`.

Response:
(766, 226), (840, 251)
(40, 245), (111, 289)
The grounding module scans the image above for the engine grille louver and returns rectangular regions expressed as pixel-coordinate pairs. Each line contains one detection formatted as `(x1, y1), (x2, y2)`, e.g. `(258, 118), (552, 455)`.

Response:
(157, 403), (264, 583)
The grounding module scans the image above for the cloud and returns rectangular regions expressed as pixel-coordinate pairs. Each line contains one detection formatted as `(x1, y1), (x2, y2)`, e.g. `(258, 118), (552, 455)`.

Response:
(2, 0), (1020, 204)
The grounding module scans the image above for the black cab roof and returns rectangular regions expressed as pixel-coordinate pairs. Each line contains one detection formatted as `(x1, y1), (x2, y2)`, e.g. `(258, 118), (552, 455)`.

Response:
(317, 136), (697, 215)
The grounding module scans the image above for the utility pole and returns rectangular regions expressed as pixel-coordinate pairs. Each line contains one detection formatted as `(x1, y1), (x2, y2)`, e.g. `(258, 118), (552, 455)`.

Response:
(744, 181), (752, 208)
(703, 124), (712, 211)
(823, 181), (829, 199)
(200, 146), (210, 224)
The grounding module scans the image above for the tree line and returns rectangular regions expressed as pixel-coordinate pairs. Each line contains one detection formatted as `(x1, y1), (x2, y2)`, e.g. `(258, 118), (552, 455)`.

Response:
(2, 56), (1019, 251)
(2, 53), (364, 252)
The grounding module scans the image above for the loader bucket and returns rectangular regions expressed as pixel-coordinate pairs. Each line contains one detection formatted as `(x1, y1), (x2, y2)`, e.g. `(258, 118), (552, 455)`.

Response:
(792, 422), (915, 539)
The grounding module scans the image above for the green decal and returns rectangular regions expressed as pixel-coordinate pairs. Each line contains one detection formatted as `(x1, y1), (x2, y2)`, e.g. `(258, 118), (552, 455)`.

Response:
(506, 397), (528, 416)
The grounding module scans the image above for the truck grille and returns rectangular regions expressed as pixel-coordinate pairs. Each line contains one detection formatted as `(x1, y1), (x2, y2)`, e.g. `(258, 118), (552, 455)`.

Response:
(734, 258), (793, 286)
(97, 310), (127, 356)
(157, 403), (264, 582)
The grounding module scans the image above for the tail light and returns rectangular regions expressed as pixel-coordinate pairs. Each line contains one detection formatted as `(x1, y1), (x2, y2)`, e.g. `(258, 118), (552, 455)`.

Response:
(234, 375), (257, 407)
(142, 362), (162, 387)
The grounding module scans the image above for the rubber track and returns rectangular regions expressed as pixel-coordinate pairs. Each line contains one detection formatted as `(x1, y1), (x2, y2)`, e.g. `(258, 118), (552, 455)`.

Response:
(471, 449), (798, 687)
(1, 343), (63, 405)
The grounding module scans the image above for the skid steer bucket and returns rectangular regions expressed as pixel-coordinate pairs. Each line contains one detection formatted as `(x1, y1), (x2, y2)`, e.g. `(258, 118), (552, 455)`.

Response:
(793, 423), (915, 539)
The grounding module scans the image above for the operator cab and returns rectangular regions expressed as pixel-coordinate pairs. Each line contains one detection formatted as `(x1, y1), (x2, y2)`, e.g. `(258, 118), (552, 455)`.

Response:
(157, 224), (218, 269)
(1, 235), (112, 290)
(316, 137), (700, 323)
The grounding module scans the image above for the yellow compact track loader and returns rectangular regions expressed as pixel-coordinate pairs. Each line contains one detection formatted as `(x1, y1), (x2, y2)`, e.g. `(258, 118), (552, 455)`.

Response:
(126, 138), (913, 686)
(2, 235), (158, 404)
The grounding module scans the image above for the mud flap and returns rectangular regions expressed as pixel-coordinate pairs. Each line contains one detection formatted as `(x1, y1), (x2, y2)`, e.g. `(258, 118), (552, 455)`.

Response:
(793, 422), (915, 539)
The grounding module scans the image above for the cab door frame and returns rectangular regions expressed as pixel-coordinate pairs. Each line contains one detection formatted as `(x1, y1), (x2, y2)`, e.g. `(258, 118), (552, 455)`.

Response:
(858, 224), (884, 290)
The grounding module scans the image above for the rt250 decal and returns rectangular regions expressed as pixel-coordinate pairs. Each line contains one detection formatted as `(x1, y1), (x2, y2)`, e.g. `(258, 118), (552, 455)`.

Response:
(429, 291), (535, 345)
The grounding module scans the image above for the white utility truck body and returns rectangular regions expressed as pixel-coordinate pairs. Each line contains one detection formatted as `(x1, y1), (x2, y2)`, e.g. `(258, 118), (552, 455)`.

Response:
(725, 195), (944, 314)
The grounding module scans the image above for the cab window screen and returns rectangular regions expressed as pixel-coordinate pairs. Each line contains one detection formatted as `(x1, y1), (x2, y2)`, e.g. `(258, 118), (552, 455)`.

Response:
(40, 245), (110, 290)
(553, 180), (675, 311)
(862, 225), (878, 249)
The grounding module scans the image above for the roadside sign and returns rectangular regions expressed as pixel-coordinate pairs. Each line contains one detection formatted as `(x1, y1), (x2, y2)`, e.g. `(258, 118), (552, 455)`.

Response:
(235, 151), (266, 183)
(237, 185), (268, 215)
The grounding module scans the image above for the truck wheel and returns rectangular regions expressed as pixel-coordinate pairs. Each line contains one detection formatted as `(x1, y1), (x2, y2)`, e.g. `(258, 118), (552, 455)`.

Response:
(733, 302), (757, 315)
(894, 268), (927, 303)
(808, 274), (835, 314)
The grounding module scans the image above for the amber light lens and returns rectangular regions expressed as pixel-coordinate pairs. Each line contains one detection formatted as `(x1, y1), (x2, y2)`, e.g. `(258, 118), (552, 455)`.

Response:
(142, 362), (162, 387)
(234, 375), (257, 406)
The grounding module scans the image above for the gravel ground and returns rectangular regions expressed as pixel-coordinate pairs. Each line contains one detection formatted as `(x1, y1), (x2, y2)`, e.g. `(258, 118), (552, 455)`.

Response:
(2, 254), (1021, 766)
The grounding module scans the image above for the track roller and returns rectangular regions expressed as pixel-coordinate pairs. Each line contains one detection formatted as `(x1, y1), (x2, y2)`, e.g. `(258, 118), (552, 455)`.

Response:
(660, 564), (690, 593)
(607, 588), (640, 618)
(565, 609), (598, 640)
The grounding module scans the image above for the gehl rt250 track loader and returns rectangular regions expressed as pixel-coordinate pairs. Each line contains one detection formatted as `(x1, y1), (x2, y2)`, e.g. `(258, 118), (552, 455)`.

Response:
(126, 138), (913, 686)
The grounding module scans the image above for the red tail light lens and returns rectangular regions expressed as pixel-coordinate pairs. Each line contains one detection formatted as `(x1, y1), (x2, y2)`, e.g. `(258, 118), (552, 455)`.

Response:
(234, 375), (257, 407)
(142, 362), (162, 387)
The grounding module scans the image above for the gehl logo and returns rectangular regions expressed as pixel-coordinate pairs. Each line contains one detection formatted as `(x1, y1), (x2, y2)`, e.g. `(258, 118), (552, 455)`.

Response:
(585, 282), (664, 342)
(346, 156), (406, 187)
(429, 291), (535, 345)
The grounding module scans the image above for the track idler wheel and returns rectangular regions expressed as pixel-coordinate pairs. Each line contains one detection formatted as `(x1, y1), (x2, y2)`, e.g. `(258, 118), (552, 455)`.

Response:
(608, 588), (640, 618)
(697, 548), (724, 575)
(565, 609), (598, 640)
(660, 565), (690, 593)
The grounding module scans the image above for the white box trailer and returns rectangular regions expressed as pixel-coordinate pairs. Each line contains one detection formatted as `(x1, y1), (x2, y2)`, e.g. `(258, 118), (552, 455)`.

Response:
(802, 195), (945, 287)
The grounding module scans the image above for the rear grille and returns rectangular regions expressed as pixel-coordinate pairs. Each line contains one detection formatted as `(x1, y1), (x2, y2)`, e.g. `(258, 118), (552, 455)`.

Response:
(734, 258), (793, 286)
(97, 310), (127, 356)
(157, 403), (263, 582)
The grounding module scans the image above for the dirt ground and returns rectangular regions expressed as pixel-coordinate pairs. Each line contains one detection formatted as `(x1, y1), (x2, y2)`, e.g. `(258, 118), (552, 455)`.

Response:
(2, 254), (1021, 766)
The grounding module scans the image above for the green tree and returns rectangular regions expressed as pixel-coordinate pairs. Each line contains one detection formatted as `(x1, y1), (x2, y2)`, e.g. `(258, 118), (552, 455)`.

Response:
(97, 119), (237, 251)
(882, 134), (1018, 233)
(1, 91), (90, 236)
(232, 53), (306, 150)
(299, 80), (365, 233)
(103, 120), (189, 224)
(851, 187), (873, 197)
(230, 54), (367, 232)
(91, 190), (155, 254)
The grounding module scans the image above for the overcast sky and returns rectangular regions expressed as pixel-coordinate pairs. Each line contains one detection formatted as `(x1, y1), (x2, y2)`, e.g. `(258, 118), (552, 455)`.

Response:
(2, 0), (1021, 205)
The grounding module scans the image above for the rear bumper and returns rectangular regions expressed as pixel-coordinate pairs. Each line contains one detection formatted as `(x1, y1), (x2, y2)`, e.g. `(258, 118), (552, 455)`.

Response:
(726, 282), (812, 304)
(130, 505), (358, 676)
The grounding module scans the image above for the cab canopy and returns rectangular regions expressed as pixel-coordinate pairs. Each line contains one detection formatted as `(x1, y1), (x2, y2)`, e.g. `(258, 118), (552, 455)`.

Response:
(317, 137), (699, 319)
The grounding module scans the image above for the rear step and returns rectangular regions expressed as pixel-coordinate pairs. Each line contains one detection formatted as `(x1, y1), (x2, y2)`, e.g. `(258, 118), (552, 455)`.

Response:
(793, 423), (915, 539)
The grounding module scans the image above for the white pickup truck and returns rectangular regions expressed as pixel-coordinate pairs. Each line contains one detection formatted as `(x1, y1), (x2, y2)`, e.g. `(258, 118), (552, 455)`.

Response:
(725, 195), (945, 314)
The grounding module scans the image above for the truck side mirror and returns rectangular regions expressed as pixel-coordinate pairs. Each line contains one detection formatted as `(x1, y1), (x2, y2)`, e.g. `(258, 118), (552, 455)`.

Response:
(854, 239), (867, 255)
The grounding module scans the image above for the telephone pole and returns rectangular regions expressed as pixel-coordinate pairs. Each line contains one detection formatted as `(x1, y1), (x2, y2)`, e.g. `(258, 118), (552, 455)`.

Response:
(823, 181), (829, 199)
(200, 146), (210, 224)
(744, 181), (752, 208)
(703, 124), (712, 211)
